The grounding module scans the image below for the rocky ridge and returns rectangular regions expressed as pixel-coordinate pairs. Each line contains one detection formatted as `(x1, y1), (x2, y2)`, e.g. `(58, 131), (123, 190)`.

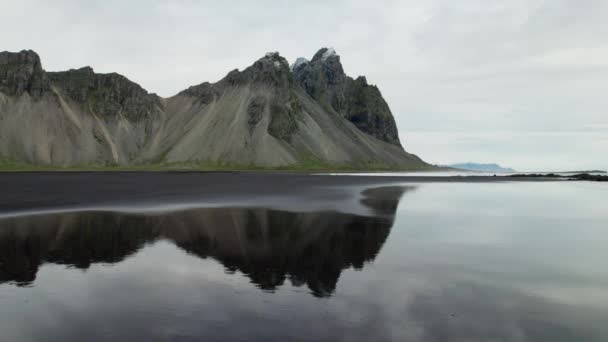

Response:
(0, 48), (428, 169)
(292, 48), (401, 146)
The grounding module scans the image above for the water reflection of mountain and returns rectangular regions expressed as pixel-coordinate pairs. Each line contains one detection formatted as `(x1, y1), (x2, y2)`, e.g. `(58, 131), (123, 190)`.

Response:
(0, 186), (412, 296)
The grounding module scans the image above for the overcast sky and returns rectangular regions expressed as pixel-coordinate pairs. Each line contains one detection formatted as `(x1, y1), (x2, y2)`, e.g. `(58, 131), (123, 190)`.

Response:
(2, 0), (606, 171)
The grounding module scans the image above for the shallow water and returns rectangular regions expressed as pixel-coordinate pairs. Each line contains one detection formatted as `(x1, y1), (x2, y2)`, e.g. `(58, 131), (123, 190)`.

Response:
(322, 171), (606, 177)
(1, 181), (607, 341)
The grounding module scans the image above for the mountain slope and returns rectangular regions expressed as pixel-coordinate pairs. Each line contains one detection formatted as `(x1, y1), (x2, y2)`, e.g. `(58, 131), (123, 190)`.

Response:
(0, 49), (429, 169)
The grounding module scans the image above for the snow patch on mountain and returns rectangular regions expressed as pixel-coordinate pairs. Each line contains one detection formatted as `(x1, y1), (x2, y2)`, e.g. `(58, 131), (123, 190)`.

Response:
(321, 48), (336, 60)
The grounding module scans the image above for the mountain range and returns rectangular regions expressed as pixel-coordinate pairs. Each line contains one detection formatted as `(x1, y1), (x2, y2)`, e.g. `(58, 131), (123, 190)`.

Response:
(449, 163), (516, 173)
(0, 48), (429, 169)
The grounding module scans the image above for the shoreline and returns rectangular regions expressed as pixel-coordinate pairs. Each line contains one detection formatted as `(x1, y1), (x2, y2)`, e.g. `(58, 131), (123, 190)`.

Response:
(0, 171), (591, 217)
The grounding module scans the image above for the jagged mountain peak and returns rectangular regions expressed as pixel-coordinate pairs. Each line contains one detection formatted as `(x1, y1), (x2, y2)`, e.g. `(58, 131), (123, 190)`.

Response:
(292, 48), (343, 95)
(263, 51), (285, 62)
(210, 51), (292, 88)
(354, 76), (368, 85)
(293, 47), (400, 146)
(312, 47), (338, 62)
(311, 47), (344, 72)
(254, 51), (290, 72)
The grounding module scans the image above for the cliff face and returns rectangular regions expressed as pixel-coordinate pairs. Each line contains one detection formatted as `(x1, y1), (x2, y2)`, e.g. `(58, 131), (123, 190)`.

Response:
(292, 48), (401, 146)
(0, 50), (49, 98)
(48, 66), (163, 121)
(0, 49), (428, 169)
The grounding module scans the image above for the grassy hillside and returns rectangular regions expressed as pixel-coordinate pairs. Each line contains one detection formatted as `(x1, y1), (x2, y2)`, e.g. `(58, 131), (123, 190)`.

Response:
(0, 158), (438, 172)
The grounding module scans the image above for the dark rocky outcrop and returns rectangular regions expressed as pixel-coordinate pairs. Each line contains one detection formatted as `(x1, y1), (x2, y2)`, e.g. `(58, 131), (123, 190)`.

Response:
(0, 50), (161, 121)
(0, 50), (49, 98)
(48, 67), (162, 121)
(178, 81), (218, 105)
(221, 52), (293, 88)
(293, 48), (401, 146)
(247, 95), (266, 127)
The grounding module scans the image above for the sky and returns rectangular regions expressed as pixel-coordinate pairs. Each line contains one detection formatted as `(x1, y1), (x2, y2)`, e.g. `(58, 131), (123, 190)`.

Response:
(1, 0), (606, 171)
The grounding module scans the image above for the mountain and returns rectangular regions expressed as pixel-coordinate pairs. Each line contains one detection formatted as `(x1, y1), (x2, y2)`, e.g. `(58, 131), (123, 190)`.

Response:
(449, 163), (515, 173)
(0, 48), (429, 169)
(292, 48), (401, 146)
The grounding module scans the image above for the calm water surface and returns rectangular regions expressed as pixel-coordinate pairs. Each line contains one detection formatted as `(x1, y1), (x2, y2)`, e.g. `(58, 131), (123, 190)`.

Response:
(1, 182), (607, 341)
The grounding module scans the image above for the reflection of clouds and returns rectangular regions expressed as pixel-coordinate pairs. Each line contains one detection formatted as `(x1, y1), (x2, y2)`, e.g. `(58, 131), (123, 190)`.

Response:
(379, 182), (608, 341)
(516, 284), (608, 310)
(3, 243), (608, 341)
(324, 265), (608, 342)
(403, 282), (583, 342)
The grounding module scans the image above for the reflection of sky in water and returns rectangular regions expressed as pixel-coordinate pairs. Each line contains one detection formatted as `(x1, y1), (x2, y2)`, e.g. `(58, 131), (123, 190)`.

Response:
(1, 182), (607, 341)
(321, 171), (608, 177)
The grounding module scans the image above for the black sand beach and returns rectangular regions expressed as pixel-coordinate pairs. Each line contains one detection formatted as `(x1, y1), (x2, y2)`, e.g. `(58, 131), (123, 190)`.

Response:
(0, 171), (564, 215)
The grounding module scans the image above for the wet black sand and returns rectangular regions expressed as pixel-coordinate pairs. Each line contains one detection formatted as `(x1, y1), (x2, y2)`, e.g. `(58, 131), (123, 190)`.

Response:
(0, 171), (564, 215)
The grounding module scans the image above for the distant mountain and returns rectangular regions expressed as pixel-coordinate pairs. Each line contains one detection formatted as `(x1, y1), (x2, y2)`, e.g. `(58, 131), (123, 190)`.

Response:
(0, 48), (430, 170)
(449, 163), (515, 173)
